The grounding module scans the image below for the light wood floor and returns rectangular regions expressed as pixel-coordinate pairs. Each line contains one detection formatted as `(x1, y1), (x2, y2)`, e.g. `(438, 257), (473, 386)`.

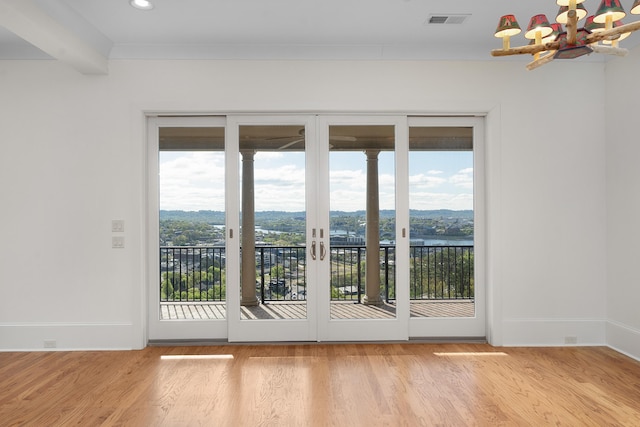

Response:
(2, 344), (639, 426)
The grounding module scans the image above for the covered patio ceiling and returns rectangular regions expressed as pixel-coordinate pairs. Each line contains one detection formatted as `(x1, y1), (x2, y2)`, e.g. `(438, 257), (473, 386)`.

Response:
(159, 124), (472, 151)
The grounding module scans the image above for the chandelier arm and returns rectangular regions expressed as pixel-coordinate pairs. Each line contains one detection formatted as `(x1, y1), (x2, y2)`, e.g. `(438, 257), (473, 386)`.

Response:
(590, 45), (628, 56)
(491, 41), (560, 57)
(526, 51), (557, 70)
(585, 20), (640, 44)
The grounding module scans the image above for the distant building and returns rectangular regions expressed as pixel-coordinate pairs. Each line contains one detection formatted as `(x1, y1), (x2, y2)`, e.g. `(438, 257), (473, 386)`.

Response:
(330, 230), (364, 246)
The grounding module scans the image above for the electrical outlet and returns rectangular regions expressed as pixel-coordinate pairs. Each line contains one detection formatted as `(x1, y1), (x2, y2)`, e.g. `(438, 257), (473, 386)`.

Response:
(564, 336), (577, 344)
(44, 340), (57, 348)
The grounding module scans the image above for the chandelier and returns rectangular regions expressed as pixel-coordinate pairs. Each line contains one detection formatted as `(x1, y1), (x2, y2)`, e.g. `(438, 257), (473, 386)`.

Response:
(492, 0), (640, 70)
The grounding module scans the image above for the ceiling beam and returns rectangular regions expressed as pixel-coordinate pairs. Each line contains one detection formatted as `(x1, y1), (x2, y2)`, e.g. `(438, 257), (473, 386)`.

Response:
(0, 0), (108, 75)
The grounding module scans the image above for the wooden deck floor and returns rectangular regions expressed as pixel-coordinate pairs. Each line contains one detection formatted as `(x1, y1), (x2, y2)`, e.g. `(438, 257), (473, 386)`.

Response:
(161, 300), (474, 320)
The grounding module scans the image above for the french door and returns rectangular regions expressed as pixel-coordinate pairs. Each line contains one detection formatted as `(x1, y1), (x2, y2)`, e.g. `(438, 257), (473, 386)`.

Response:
(147, 114), (485, 342)
(315, 115), (409, 341)
(406, 116), (485, 339)
(147, 116), (228, 341)
(226, 115), (318, 341)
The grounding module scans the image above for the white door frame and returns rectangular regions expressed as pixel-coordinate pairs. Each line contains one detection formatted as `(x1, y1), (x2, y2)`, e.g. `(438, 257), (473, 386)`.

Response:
(407, 116), (486, 339)
(145, 114), (487, 343)
(147, 116), (228, 341)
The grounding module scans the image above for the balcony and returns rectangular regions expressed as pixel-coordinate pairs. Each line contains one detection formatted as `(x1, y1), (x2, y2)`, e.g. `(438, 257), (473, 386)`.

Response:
(159, 244), (474, 320)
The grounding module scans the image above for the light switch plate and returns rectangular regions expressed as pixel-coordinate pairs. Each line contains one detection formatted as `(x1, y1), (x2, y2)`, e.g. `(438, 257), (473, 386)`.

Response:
(112, 236), (125, 248)
(112, 220), (125, 233)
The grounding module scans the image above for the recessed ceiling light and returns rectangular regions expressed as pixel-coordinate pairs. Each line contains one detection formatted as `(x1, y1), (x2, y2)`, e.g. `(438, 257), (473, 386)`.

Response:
(130, 0), (153, 10)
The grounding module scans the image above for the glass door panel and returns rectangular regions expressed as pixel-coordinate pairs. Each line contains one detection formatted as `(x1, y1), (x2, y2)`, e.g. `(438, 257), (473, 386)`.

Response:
(408, 127), (474, 319)
(328, 125), (397, 320)
(238, 125), (307, 320)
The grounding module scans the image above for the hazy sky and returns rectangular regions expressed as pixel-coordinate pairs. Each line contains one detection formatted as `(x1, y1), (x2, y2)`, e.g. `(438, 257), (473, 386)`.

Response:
(160, 150), (473, 212)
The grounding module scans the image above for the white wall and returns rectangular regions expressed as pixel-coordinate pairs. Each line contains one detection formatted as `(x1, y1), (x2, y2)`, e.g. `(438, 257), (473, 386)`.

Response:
(605, 46), (640, 361)
(0, 58), (608, 350)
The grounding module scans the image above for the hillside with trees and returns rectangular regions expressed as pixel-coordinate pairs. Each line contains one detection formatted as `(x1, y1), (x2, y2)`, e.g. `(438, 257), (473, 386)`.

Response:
(160, 209), (473, 246)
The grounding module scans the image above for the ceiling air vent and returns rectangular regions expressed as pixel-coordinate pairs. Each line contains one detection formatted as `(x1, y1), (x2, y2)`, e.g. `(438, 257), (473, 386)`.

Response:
(426, 14), (470, 25)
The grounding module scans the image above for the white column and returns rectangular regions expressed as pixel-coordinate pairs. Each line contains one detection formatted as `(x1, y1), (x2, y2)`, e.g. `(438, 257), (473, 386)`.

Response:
(241, 150), (258, 306)
(363, 150), (382, 305)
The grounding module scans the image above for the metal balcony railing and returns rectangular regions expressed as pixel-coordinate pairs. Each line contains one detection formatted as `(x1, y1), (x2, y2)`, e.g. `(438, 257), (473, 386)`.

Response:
(160, 244), (474, 303)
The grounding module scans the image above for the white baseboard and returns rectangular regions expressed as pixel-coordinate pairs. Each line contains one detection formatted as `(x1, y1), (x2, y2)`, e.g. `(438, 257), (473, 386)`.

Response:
(0, 322), (141, 351)
(606, 320), (640, 362)
(500, 318), (606, 346)
(1, 319), (636, 358)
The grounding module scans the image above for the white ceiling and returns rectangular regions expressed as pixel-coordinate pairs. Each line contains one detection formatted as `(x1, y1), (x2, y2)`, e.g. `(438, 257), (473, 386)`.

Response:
(1, 0), (639, 73)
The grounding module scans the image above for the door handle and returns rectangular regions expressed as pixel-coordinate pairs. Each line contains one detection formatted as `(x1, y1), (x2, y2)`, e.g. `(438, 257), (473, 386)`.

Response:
(320, 241), (326, 261)
(311, 241), (317, 260)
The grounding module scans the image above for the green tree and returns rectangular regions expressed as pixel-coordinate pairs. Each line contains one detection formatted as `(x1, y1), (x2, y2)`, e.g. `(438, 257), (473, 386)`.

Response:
(161, 280), (174, 300)
(409, 248), (473, 299)
(161, 272), (186, 300)
(270, 265), (285, 279)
